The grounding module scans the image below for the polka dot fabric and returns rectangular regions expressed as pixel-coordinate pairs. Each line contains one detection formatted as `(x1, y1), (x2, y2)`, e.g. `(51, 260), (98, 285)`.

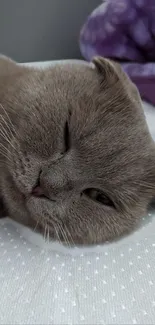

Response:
(0, 212), (155, 325)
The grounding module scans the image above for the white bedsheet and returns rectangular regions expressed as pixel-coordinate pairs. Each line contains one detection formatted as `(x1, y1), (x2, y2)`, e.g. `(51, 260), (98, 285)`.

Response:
(0, 60), (155, 325)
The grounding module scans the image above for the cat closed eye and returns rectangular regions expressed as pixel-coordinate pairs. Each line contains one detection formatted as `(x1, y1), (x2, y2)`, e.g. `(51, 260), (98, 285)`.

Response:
(83, 188), (115, 208)
(64, 121), (70, 153)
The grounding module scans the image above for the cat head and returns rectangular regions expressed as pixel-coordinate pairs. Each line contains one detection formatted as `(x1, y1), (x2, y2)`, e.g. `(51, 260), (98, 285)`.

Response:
(0, 55), (155, 245)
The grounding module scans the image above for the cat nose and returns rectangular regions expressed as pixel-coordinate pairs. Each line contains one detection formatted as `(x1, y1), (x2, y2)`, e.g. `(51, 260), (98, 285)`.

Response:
(32, 183), (56, 201)
(32, 165), (74, 201)
(32, 185), (45, 198)
(32, 171), (48, 198)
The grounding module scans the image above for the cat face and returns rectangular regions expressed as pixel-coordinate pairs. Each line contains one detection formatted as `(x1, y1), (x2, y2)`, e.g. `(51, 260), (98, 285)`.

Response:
(0, 56), (155, 245)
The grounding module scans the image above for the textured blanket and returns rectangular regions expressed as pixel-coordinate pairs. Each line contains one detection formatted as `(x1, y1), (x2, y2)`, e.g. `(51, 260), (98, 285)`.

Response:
(80, 0), (155, 105)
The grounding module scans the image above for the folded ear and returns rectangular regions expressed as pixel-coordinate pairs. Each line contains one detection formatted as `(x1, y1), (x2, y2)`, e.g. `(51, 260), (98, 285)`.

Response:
(92, 56), (120, 86)
(0, 55), (18, 77)
(92, 56), (141, 104)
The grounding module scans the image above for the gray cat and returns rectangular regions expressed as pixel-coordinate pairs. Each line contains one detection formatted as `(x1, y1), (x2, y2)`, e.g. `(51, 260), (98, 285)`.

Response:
(0, 55), (155, 245)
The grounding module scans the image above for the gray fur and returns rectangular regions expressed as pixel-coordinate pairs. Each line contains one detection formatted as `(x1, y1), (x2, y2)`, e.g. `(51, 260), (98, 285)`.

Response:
(0, 55), (155, 245)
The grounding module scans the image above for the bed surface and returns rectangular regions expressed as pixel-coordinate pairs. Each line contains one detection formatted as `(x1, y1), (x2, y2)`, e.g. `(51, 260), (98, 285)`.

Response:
(0, 60), (155, 325)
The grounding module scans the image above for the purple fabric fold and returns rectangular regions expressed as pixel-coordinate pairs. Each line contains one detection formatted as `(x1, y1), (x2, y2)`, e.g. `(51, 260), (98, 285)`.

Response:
(80, 0), (155, 105)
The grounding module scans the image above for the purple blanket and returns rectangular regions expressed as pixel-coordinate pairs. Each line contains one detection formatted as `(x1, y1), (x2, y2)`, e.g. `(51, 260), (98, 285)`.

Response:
(80, 0), (155, 105)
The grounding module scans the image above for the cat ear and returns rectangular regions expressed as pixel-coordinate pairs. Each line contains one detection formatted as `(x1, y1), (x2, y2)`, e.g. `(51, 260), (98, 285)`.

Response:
(0, 55), (18, 77)
(92, 56), (120, 86)
(92, 56), (141, 103)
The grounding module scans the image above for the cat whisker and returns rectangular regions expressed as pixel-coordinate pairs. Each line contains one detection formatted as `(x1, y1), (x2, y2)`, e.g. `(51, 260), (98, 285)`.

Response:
(0, 117), (20, 153)
(59, 222), (71, 248)
(0, 140), (14, 152)
(0, 103), (20, 139)
(0, 129), (11, 147)
(45, 223), (48, 242)
(0, 142), (10, 153)
(65, 225), (75, 247)
(0, 151), (12, 162)
(54, 224), (62, 245)
(0, 150), (11, 162)
(33, 217), (41, 233)
(0, 120), (13, 142)
(137, 181), (155, 190)
(0, 128), (16, 151)
(56, 223), (65, 245)
(47, 224), (50, 244)
(0, 115), (15, 139)
(0, 145), (13, 163)
(44, 222), (50, 244)
(0, 148), (8, 157)
(55, 223), (62, 243)
(43, 222), (47, 242)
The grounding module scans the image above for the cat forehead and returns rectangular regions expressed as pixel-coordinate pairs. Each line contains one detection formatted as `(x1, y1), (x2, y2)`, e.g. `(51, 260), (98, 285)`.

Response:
(19, 63), (101, 96)
(8, 62), (141, 135)
(17, 66), (123, 114)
